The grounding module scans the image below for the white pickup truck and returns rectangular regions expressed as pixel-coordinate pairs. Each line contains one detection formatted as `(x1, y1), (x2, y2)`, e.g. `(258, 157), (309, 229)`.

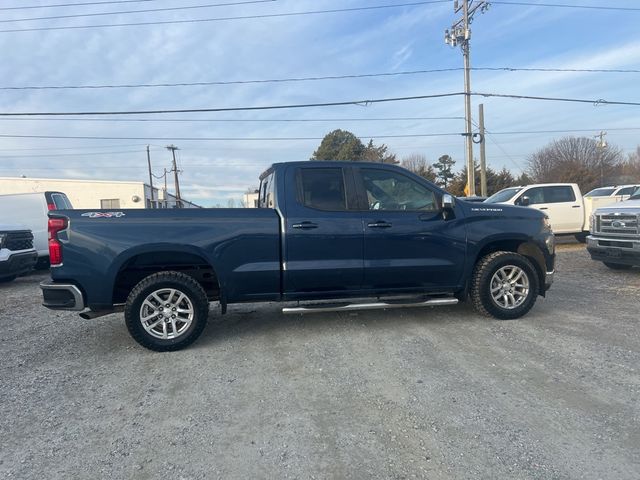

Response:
(485, 183), (634, 241)
(587, 189), (640, 269)
(584, 184), (640, 200)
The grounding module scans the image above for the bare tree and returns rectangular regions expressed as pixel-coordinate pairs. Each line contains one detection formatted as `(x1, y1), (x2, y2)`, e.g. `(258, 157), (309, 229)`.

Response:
(401, 154), (437, 182)
(527, 136), (624, 192)
(618, 146), (640, 182)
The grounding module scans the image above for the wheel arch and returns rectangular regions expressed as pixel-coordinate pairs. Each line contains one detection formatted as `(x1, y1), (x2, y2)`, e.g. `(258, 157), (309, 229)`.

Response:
(109, 244), (222, 305)
(472, 236), (546, 297)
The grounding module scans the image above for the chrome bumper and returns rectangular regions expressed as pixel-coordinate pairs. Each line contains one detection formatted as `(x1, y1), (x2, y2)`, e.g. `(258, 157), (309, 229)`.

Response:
(40, 281), (85, 311)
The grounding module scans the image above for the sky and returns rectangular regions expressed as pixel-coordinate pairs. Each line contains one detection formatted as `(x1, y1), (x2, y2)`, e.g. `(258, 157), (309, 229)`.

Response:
(0, 0), (639, 206)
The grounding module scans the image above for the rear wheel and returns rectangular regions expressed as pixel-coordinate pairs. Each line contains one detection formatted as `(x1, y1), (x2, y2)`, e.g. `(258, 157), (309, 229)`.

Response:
(603, 262), (633, 271)
(470, 251), (539, 320)
(125, 271), (209, 352)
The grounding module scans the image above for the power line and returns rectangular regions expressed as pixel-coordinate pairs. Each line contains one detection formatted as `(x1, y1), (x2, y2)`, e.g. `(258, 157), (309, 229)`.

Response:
(0, 92), (466, 116)
(479, 67), (640, 73)
(4, 126), (639, 149)
(0, 143), (151, 151)
(0, 132), (466, 141)
(475, 92), (640, 106)
(0, 0), (277, 24)
(5, 66), (637, 92)
(0, 0), (157, 11)
(0, 116), (465, 123)
(0, 1), (449, 33)
(1, 91), (640, 117)
(0, 68), (462, 90)
(0, 149), (145, 158)
(492, 1), (640, 12)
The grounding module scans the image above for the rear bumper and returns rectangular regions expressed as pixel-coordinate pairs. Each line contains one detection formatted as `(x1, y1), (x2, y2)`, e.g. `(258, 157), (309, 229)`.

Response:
(586, 235), (640, 266)
(0, 250), (38, 279)
(40, 280), (85, 311)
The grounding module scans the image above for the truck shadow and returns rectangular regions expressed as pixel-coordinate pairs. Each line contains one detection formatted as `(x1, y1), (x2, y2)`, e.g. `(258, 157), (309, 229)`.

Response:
(196, 302), (479, 348)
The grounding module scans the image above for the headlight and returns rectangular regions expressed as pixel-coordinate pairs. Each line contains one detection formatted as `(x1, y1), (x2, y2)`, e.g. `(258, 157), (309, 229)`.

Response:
(589, 214), (595, 234)
(0, 233), (6, 249)
(542, 216), (551, 231)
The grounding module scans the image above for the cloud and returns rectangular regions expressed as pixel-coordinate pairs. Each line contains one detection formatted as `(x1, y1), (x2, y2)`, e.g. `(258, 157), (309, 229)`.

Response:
(0, 0), (638, 199)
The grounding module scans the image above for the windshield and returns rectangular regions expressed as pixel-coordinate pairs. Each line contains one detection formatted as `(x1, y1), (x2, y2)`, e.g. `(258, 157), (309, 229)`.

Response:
(485, 187), (523, 203)
(585, 187), (615, 197)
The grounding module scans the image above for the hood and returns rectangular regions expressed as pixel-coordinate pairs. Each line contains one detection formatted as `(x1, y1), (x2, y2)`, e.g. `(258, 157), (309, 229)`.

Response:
(0, 223), (29, 232)
(595, 198), (640, 213)
(459, 200), (546, 220)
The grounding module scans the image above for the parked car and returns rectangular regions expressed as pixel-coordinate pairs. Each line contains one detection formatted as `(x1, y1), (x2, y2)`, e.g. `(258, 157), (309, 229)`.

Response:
(584, 184), (640, 199)
(0, 192), (73, 268)
(41, 161), (555, 352)
(0, 224), (38, 282)
(484, 183), (630, 242)
(587, 187), (640, 270)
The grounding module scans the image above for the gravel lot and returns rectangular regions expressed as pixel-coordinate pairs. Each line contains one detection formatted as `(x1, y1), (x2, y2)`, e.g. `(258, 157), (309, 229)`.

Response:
(1, 245), (639, 480)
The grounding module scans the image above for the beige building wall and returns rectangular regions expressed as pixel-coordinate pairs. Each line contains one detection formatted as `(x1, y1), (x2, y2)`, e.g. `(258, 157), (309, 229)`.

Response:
(243, 191), (259, 208)
(0, 177), (152, 209)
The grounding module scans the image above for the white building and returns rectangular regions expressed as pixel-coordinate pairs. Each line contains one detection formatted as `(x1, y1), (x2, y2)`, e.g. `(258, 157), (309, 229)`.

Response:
(243, 189), (259, 208)
(0, 177), (199, 209)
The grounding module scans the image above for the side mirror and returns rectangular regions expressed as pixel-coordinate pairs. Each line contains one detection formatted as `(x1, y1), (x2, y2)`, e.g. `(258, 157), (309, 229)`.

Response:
(520, 196), (530, 207)
(442, 193), (455, 210)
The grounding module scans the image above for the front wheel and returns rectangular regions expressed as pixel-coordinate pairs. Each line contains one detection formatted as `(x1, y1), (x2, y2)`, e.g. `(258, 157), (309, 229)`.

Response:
(603, 262), (633, 271)
(470, 251), (539, 320)
(124, 271), (209, 352)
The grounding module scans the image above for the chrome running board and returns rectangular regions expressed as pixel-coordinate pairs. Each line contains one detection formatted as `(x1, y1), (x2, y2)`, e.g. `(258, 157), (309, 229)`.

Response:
(282, 297), (458, 315)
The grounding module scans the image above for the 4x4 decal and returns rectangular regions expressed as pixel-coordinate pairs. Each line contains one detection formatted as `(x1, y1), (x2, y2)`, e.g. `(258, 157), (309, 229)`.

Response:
(81, 212), (126, 218)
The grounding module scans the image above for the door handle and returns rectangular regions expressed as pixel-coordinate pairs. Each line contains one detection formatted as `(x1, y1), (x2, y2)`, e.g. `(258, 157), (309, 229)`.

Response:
(367, 221), (392, 228)
(572, 205), (581, 208)
(539, 207), (548, 210)
(292, 222), (318, 229)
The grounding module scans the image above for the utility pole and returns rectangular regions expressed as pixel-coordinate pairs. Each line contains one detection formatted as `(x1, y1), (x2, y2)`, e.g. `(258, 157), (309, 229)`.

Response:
(146, 145), (155, 208)
(166, 144), (182, 208)
(478, 103), (487, 197)
(595, 131), (607, 187)
(445, 0), (489, 196)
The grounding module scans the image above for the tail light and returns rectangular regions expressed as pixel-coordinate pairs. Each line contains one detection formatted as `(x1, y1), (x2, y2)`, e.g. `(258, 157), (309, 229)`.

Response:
(48, 217), (68, 266)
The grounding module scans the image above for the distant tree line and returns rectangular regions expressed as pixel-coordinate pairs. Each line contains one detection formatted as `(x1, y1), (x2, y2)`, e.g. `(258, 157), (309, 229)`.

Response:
(311, 129), (640, 196)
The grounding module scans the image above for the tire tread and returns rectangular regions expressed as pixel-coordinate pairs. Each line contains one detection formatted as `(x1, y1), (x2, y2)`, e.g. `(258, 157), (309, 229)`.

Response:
(470, 251), (539, 320)
(124, 271), (209, 352)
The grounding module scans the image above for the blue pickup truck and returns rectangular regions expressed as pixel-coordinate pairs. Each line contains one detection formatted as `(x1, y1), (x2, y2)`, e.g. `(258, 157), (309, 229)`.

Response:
(41, 161), (555, 351)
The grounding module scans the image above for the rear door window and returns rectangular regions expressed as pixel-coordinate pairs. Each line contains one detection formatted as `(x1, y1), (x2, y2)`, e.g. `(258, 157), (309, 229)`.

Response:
(543, 186), (576, 203)
(298, 168), (347, 211)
